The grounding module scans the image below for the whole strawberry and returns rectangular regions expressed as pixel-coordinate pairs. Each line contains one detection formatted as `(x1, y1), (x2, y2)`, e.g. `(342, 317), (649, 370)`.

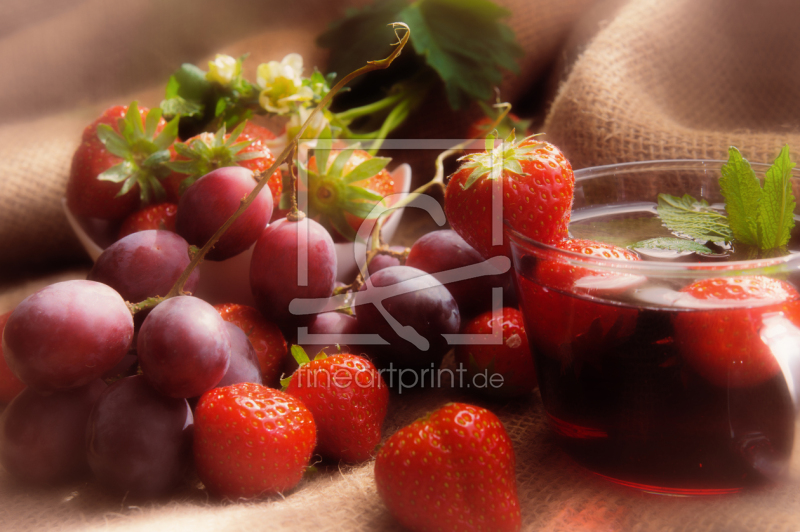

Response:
(445, 134), (573, 259)
(673, 276), (800, 388)
(164, 121), (282, 202)
(284, 346), (388, 462)
(66, 103), (178, 221)
(193, 382), (316, 499)
(455, 307), (536, 398)
(214, 303), (288, 387)
(374, 403), (521, 532)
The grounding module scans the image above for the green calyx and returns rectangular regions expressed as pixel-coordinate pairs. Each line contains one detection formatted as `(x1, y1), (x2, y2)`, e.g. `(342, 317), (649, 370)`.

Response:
(279, 345), (328, 390)
(96, 101), (179, 203)
(294, 128), (391, 241)
(165, 122), (265, 193)
(458, 131), (544, 189)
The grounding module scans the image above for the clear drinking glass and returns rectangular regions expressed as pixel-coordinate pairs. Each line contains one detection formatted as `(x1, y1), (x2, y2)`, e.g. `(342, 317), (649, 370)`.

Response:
(507, 160), (800, 495)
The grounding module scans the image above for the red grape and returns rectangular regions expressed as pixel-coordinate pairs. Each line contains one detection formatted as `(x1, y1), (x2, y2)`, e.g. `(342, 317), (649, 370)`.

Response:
(2, 280), (133, 392)
(86, 375), (193, 497)
(137, 296), (230, 398)
(88, 229), (200, 303)
(216, 323), (263, 388)
(0, 380), (106, 484)
(176, 166), (273, 261)
(0, 311), (25, 403)
(250, 217), (337, 330)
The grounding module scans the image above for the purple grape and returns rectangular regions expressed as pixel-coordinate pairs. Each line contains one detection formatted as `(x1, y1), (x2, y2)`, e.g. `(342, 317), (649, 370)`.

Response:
(2, 280), (133, 392)
(86, 375), (193, 497)
(406, 230), (512, 316)
(216, 322), (262, 388)
(0, 380), (106, 484)
(137, 296), (230, 398)
(88, 230), (200, 303)
(367, 246), (406, 276)
(176, 166), (273, 261)
(250, 217), (337, 330)
(355, 266), (460, 373)
(288, 311), (360, 373)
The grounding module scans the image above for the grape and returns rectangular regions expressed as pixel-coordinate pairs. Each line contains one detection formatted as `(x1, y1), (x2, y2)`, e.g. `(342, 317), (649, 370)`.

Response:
(0, 380), (106, 484)
(0, 311), (25, 403)
(355, 266), (460, 373)
(137, 296), (230, 398)
(86, 375), (193, 497)
(406, 229), (512, 316)
(88, 230), (200, 303)
(176, 166), (273, 261)
(250, 217), (337, 330)
(2, 280), (133, 392)
(216, 323), (263, 388)
(289, 311), (359, 373)
(367, 246), (405, 276)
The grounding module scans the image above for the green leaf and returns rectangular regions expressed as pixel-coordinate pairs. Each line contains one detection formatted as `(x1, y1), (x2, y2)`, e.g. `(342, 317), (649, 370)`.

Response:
(126, 102), (144, 137)
(719, 146), (761, 246)
(400, 0), (522, 109)
(142, 149), (171, 168)
(160, 96), (204, 119)
(290, 345), (311, 366)
(144, 107), (162, 139)
(215, 98), (227, 118)
(346, 185), (384, 202)
(343, 157), (390, 184)
(96, 124), (131, 159)
(153, 116), (180, 150)
(315, 127), (333, 176)
(630, 237), (714, 254)
(758, 144), (796, 249)
(343, 200), (387, 219)
(97, 161), (135, 183)
(118, 172), (141, 196)
(657, 193), (733, 242)
(165, 75), (179, 99)
(172, 63), (213, 102)
(328, 147), (356, 179)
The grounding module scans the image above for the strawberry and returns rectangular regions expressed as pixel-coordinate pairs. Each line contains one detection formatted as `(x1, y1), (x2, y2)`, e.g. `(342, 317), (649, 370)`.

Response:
(519, 239), (640, 370)
(66, 103), (179, 221)
(283, 347), (388, 462)
(445, 134), (574, 259)
(454, 307), (536, 398)
(374, 403), (521, 532)
(117, 202), (178, 240)
(0, 311), (26, 403)
(214, 303), (287, 388)
(193, 382), (316, 499)
(304, 148), (394, 242)
(673, 276), (800, 388)
(164, 120), (282, 202)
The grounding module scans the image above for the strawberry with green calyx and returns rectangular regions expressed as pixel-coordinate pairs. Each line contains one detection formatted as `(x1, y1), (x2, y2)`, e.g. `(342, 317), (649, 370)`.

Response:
(673, 276), (800, 388)
(283, 345), (388, 463)
(164, 121), (282, 201)
(374, 403), (521, 532)
(66, 103), (179, 221)
(445, 133), (574, 259)
(300, 129), (393, 242)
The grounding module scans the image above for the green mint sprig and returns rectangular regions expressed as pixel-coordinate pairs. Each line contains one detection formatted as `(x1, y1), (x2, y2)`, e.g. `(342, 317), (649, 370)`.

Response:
(633, 146), (797, 254)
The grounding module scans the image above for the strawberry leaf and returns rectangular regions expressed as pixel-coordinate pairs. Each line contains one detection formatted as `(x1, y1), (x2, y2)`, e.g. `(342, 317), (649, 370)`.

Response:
(630, 237), (714, 254)
(98, 161), (135, 183)
(720, 147), (761, 246)
(656, 193), (733, 242)
(328, 147), (357, 179)
(343, 157), (391, 184)
(315, 127), (333, 176)
(153, 117), (180, 150)
(96, 125), (131, 159)
(757, 145), (796, 250)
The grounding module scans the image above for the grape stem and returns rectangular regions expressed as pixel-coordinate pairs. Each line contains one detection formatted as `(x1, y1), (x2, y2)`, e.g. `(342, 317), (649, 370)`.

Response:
(161, 23), (412, 301)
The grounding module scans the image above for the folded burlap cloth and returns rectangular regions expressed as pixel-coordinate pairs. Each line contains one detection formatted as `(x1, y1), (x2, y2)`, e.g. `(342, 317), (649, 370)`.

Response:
(5, 0), (800, 530)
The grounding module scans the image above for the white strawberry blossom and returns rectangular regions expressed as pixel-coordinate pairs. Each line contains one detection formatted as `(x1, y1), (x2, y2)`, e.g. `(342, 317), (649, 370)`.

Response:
(257, 53), (314, 115)
(206, 54), (240, 86)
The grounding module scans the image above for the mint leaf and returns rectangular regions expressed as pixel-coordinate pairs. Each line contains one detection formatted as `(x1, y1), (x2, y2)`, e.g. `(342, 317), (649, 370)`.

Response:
(757, 145), (796, 250)
(657, 193), (733, 242)
(719, 146), (761, 245)
(631, 237), (714, 254)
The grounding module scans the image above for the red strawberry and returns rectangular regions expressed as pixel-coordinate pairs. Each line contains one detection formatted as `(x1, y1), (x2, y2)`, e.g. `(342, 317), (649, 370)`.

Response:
(519, 239), (640, 370)
(445, 135), (574, 259)
(454, 307), (536, 398)
(673, 276), (800, 388)
(305, 148), (394, 242)
(164, 121), (282, 202)
(117, 202), (178, 240)
(0, 311), (26, 404)
(283, 346), (388, 462)
(66, 103), (179, 221)
(374, 403), (521, 532)
(193, 382), (316, 499)
(214, 303), (287, 388)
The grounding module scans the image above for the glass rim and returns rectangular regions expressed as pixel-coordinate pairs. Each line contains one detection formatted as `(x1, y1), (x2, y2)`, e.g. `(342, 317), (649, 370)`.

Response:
(506, 159), (800, 279)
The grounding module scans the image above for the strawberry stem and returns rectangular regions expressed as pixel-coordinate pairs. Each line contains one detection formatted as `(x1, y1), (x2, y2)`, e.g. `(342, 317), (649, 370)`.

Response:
(161, 23), (412, 300)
